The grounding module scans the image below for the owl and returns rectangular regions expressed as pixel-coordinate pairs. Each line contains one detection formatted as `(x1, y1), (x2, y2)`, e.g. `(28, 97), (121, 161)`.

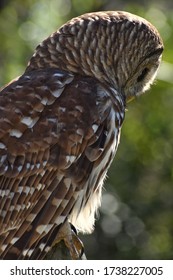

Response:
(0, 11), (163, 259)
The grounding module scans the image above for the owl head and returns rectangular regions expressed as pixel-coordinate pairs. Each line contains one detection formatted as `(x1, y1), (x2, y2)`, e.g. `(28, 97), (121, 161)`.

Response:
(27, 11), (163, 102)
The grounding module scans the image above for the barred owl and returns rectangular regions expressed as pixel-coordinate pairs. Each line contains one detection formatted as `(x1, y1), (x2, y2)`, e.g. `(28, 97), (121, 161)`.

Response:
(0, 11), (163, 259)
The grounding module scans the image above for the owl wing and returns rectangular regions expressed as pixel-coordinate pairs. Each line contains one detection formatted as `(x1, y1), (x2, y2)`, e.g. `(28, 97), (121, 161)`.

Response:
(0, 68), (124, 259)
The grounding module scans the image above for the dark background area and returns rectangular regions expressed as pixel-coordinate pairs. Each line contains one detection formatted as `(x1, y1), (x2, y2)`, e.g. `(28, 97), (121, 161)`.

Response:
(0, 0), (173, 259)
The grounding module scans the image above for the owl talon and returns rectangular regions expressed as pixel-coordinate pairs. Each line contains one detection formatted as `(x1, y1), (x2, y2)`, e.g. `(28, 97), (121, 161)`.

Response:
(70, 223), (86, 260)
(55, 220), (86, 260)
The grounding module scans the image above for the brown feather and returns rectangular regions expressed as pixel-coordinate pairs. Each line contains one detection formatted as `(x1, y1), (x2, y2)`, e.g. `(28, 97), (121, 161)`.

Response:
(0, 11), (163, 259)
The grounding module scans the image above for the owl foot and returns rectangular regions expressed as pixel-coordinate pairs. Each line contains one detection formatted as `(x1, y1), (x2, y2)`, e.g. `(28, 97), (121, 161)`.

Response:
(50, 220), (86, 260)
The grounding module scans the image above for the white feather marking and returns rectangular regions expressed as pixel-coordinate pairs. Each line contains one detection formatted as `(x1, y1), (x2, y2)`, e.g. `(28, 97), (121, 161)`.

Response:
(9, 192), (14, 199)
(21, 204), (25, 210)
(76, 128), (84, 136)
(27, 249), (34, 257)
(0, 189), (10, 197)
(26, 202), (31, 209)
(0, 155), (7, 163)
(47, 99), (56, 105)
(38, 243), (51, 253)
(37, 183), (44, 190)
(25, 186), (31, 194)
(15, 205), (21, 211)
(17, 165), (22, 172)
(26, 163), (30, 169)
(43, 161), (47, 167)
(21, 117), (34, 127)
(9, 205), (14, 212)
(29, 117), (39, 128)
(54, 215), (66, 225)
(39, 243), (45, 251)
(36, 224), (54, 234)
(10, 129), (22, 138)
(63, 178), (71, 189)
(1, 244), (8, 251)
(0, 142), (6, 149)
(51, 88), (63, 98)
(52, 197), (62, 206)
(92, 124), (98, 133)
(1, 210), (6, 217)
(47, 117), (56, 123)
(59, 107), (66, 112)
(40, 170), (46, 176)
(66, 155), (76, 164)
(17, 186), (23, 194)
(36, 162), (41, 169)
(24, 75), (31, 79)
(36, 225), (45, 234)
(30, 164), (34, 170)
(75, 105), (83, 112)
(22, 249), (29, 256)
(26, 213), (37, 222)
(10, 237), (19, 244)
(41, 97), (48, 105)
(53, 73), (65, 77)
(29, 187), (35, 195)
(45, 246), (51, 253)
(4, 165), (8, 172)
(0, 190), (4, 197)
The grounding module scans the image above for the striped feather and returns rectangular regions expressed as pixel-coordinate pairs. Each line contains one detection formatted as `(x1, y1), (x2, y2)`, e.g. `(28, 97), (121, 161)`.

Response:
(0, 69), (125, 259)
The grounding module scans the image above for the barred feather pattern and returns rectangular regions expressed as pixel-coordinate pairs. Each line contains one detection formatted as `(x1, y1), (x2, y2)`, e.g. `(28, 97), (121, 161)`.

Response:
(0, 69), (124, 259)
(0, 11), (163, 259)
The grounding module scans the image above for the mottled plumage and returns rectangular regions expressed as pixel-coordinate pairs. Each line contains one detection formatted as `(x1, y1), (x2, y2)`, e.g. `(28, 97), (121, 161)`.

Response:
(0, 11), (163, 259)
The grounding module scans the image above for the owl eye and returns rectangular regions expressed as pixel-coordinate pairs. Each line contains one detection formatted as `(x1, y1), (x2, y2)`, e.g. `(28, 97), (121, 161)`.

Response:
(137, 67), (149, 82)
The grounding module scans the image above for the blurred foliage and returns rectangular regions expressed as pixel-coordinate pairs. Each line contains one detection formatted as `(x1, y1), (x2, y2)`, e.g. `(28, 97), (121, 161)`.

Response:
(0, 0), (173, 259)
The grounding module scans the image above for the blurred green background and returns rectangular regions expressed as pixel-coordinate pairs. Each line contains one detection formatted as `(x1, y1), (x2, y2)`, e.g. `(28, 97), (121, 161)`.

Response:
(0, 0), (173, 260)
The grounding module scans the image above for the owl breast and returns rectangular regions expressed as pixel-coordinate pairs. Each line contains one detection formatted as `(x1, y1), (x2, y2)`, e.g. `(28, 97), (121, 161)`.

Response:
(69, 106), (123, 233)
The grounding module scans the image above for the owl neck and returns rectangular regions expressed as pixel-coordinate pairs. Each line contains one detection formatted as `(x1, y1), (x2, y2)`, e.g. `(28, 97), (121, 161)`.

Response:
(25, 31), (121, 90)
